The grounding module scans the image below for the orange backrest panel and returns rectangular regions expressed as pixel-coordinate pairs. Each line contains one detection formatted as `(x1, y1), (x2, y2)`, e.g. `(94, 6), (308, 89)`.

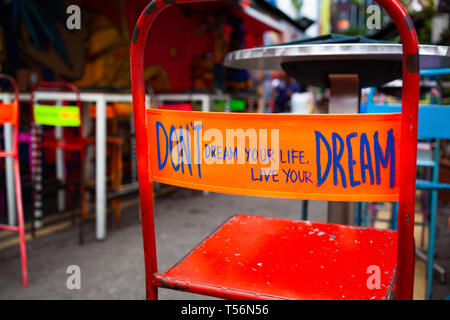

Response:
(0, 101), (18, 125)
(147, 109), (401, 202)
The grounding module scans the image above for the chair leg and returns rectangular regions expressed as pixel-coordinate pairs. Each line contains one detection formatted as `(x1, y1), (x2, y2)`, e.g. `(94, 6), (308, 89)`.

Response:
(79, 150), (87, 245)
(107, 202), (113, 231)
(113, 199), (121, 227)
(0, 187), (5, 219)
(71, 199), (77, 227)
(369, 202), (377, 228)
(110, 147), (116, 188)
(112, 144), (123, 228)
(68, 157), (76, 226)
(27, 138), (34, 237)
(360, 203), (366, 226)
(426, 139), (441, 300)
(117, 145), (123, 188)
(27, 138), (33, 181)
(14, 156), (28, 286)
(421, 168), (431, 249)
(362, 202), (372, 227)
(79, 192), (85, 246)
(391, 203), (398, 230)
(301, 200), (308, 220)
(31, 125), (42, 236)
(31, 165), (42, 237)
(31, 199), (35, 238)
(355, 202), (362, 226)
(426, 189), (438, 300)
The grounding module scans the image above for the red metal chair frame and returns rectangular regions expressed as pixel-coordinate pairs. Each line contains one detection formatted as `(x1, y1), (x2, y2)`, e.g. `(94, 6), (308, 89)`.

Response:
(131, 0), (419, 300)
(31, 81), (88, 147)
(0, 74), (28, 286)
(30, 81), (91, 244)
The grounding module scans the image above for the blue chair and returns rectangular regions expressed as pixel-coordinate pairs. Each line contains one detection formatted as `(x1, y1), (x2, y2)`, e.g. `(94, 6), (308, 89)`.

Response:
(359, 68), (450, 299)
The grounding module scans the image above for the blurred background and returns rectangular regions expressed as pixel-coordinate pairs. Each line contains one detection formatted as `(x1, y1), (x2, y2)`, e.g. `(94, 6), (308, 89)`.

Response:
(0, 0), (449, 300)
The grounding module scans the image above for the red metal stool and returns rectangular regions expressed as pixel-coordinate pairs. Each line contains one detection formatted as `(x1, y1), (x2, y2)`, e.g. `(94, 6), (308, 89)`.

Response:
(31, 81), (93, 245)
(131, 0), (419, 300)
(0, 74), (28, 286)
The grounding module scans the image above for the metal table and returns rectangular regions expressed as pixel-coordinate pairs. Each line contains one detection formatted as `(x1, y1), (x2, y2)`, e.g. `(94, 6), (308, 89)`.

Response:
(225, 43), (450, 87)
(224, 42), (450, 225)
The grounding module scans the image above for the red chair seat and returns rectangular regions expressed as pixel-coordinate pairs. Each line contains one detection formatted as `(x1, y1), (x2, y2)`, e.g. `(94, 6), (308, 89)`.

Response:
(38, 137), (95, 150)
(153, 215), (397, 300)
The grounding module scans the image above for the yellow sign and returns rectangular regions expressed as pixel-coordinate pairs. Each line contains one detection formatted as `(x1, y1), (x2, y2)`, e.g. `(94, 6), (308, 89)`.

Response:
(34, 105), (81, 127)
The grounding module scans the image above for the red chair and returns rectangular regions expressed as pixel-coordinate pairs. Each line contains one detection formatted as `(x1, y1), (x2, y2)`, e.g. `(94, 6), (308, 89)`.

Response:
(0, 74), (28, 286)
(31, 81), (93, 245)
(131, 0), (419, 300)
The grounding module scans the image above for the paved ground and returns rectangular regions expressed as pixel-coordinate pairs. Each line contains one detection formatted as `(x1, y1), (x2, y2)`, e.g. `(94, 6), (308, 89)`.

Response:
(0, 189), (448, 299)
